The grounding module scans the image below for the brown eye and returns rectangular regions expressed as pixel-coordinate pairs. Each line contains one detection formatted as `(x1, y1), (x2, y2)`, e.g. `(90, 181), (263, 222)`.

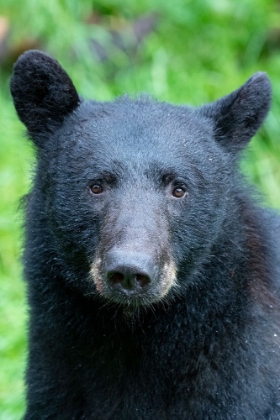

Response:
(90, 184), (103, 194)
(172, 187), (186, 198)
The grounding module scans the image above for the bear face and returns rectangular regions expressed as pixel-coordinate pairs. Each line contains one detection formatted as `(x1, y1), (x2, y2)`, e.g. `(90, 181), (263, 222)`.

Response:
(10, 51), (271, 308)
(37, 99), (233, 306)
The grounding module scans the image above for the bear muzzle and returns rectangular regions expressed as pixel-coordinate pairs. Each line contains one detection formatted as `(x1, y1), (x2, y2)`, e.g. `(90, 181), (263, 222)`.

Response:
(104, 249), (156, 295)
(90, 249), (177, 305)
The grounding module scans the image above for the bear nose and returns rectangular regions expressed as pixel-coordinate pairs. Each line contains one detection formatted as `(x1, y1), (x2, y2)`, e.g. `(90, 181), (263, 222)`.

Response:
(105, 250), (156, 293)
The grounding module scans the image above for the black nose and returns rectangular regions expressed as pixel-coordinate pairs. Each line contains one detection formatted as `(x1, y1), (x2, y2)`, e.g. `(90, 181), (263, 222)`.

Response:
(105, 250), (156, 293)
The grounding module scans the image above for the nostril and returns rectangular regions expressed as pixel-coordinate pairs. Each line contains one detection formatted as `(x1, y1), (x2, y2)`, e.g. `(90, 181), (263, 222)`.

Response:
(135, 274), (150, 287)
(107, 272), (124, 284)
(106, 270), (151, 291)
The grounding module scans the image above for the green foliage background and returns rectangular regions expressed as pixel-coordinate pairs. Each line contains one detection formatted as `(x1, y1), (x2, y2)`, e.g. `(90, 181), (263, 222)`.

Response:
(0, 0), (279, 418)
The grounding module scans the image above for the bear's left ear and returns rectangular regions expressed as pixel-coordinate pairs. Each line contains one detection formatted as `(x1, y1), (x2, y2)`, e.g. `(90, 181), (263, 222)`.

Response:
(10, 50), (80, 140)
(199, 72), (272, 153)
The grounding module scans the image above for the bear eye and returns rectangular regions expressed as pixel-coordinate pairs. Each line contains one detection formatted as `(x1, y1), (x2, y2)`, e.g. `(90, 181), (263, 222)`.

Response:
(90, 184), (103, 194)
(172, 186), (186, 198)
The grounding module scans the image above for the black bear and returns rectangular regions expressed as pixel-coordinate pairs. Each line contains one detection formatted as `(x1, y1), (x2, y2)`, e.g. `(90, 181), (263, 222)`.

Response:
(11, 50), (280, 419)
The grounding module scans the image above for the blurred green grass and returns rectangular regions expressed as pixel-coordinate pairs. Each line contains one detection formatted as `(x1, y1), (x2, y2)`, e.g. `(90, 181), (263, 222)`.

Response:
(0, 0), (279, 418)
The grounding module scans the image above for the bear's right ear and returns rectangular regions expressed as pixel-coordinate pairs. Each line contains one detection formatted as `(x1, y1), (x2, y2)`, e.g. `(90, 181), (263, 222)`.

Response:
(10, 50), (80, 141)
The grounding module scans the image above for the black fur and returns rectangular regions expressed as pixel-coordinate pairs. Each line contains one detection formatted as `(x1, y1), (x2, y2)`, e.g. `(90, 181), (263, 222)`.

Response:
(200, 72), (272, 152)
(10, 50), (280, 419)
(10, 50), (80, 144)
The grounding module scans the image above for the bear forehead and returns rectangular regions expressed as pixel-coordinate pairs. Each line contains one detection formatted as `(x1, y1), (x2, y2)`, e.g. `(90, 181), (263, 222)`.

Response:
(53, 100), (224, 184)
(61, 97), (216, 155)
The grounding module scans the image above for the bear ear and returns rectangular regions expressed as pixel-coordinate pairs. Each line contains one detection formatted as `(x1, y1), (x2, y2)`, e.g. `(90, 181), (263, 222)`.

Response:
(10, 50), (80, 140)
(199, 72), (272, 153)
